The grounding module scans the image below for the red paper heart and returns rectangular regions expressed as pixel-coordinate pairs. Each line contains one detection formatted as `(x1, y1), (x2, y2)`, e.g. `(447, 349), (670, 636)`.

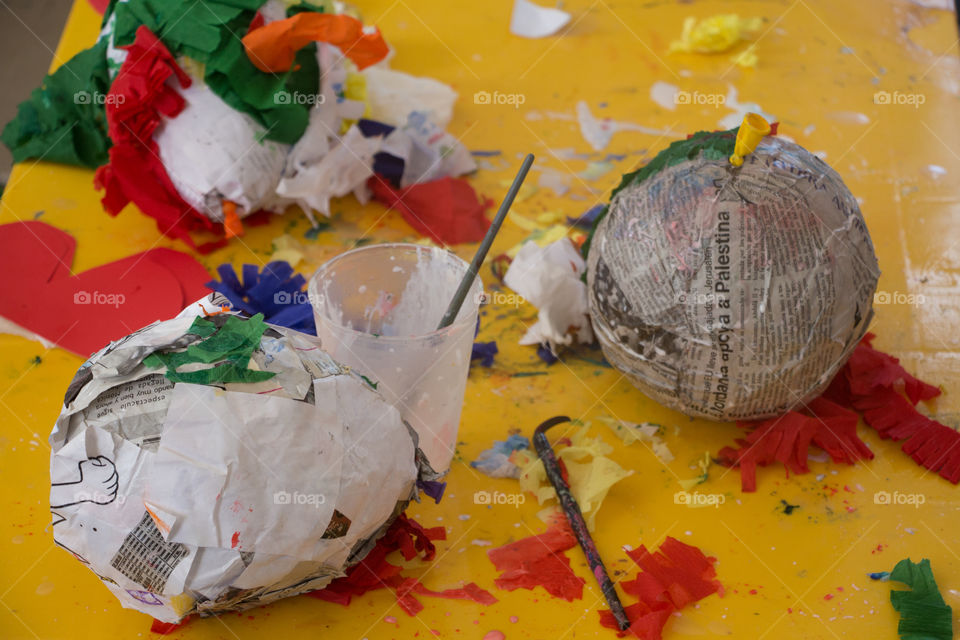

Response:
(0, 221), (210, 358)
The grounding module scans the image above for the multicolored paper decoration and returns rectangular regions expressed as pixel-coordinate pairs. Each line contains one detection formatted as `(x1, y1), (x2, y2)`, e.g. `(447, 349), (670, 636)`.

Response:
(4, 1), (484, 250)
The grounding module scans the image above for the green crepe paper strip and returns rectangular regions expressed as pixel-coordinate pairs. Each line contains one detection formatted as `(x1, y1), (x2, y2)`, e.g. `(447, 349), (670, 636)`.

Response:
(888, 558), (953, 640)
(581, 127), (739, 260)
(144, 313), (276, 386)
(1, 38), (112, 168)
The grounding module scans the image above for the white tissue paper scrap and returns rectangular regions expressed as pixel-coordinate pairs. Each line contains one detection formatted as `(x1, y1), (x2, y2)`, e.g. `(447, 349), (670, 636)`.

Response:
(155, 81), (290, 222)
(504, 237), (594, 351)
(362, 66), (458, 129)
(48, 293), (424, 623)
(510, 0), (571, 38)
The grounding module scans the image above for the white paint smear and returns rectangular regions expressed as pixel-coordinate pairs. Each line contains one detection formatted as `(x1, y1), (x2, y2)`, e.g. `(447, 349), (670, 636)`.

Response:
(576, 101), (675, 151)
(650, 81), (679, 111)
(510, 0), (571, 38)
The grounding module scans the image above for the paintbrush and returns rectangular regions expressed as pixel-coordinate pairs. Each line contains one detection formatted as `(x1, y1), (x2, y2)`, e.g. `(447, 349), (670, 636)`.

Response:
(533, 415), (631, 632)
(436, 153), (534, 330)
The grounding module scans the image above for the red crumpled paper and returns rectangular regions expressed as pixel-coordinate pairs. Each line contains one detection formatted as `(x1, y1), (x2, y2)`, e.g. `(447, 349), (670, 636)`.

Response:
(719, 333), (959, 490)
(599, 537), (722, 639)
(94, 26), (226, 253)
(487, 518), (586, 601)
(242, 12), (389, 72)
(370, 176), (494, 246)
(0, 220), (211, 357)
(308, 514), (496, 615)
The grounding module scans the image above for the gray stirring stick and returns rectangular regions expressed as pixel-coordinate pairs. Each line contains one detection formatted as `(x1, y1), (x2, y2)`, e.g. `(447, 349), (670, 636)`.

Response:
(436, 153), (535, 330)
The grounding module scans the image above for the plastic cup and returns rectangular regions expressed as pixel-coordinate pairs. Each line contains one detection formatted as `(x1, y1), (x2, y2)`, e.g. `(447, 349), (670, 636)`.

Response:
(308, 243), (482, 472)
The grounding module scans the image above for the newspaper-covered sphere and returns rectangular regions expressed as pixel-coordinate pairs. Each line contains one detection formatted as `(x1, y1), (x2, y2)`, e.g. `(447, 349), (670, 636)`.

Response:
(587, 132), (880, 421)
(48, 294), (432, 622)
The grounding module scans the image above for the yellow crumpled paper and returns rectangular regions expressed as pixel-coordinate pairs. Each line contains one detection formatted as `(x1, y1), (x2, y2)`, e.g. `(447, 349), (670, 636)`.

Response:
(598, 417), (674, 463)
(678, 451), (713, 491)
(668, 14), (762, 67)
(515, 425), (633, 531)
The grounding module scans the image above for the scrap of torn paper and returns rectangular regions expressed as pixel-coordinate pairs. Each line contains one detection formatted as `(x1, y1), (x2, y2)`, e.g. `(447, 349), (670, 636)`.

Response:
(678, 452), (712, 491)
(206, 261), (315, 335)
(241, 12), (389, 72)
(668, 14), (762, 68)
(599, 537), (722, 639)
(823, 333), (959, 483)
(0, 220), (210, 357)
(370, 176), (493, 245)
(50, 293), (434, 622)
(504, 237), (593, 353)
(887, 558), (953, 640)
(717, 397), (874, 492)
(309, 514), (496, 616)
(517, 425), (631, 530)
(487, 518), (585, 601)
(471, 435), (531, 478)
(599, 418), (674, 463)
(362, 66), (458, 130)
(510, 0), (571, 38)
(471, 341), (499, 368)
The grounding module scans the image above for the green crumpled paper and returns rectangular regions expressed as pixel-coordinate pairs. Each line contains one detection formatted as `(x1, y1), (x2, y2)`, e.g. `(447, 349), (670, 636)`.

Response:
(1, 38), (112, 168)
(144, 313), (276, 385)
(888, 558), (953, 640)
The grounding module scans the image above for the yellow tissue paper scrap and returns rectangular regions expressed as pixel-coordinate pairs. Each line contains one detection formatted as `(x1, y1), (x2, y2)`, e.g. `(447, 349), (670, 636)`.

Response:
(678, 451), (713, 491)
(668, 14), (762, 58)
(270, 234), (305, 268)
(506, 224), (569, 258)
(731, 45), (758, 69)
(340, 72), (370, 134)
(599, 417), (675, 463)
(516, 425), (633, 530)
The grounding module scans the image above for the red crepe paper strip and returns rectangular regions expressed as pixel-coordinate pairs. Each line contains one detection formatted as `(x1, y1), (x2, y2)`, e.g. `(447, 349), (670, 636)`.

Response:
(308, 514), (495, 615)
(0, 221), (211, 357)
(487, 519), (586, 601)
(94, 26), (225, 253)
(149, 619), (188, 634)
(369, 176), (494, 245)
(824, 334), (959, 483)
(720, 333), (958, 491)
(599, 537), (722, 639)
(717, 398), (874, 492)
(242, 13), (389, 72)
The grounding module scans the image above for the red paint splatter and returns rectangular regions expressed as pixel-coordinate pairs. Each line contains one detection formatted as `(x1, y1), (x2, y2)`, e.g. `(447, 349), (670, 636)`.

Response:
(231, 531), (240, 548)
(823, 593), (833, 601)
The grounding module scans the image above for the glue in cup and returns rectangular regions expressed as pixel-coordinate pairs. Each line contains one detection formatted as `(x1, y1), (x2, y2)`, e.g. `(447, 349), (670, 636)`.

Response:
(308, 243), (482, 473)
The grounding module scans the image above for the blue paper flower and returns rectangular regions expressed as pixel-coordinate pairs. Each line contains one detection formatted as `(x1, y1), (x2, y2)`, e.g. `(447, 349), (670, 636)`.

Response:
(207, 261), (315, 334)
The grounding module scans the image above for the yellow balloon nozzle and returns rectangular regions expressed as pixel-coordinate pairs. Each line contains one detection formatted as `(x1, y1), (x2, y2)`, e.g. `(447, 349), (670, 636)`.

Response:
(729, 112), (771, 167)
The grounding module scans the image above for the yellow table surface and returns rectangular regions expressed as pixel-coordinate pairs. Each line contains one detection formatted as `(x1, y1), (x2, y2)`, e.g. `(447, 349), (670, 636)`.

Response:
(2, 1), (959, 638)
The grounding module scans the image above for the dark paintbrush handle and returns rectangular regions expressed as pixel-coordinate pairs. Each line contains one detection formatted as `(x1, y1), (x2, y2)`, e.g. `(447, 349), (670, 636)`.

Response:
(533, 416), (631, 631)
